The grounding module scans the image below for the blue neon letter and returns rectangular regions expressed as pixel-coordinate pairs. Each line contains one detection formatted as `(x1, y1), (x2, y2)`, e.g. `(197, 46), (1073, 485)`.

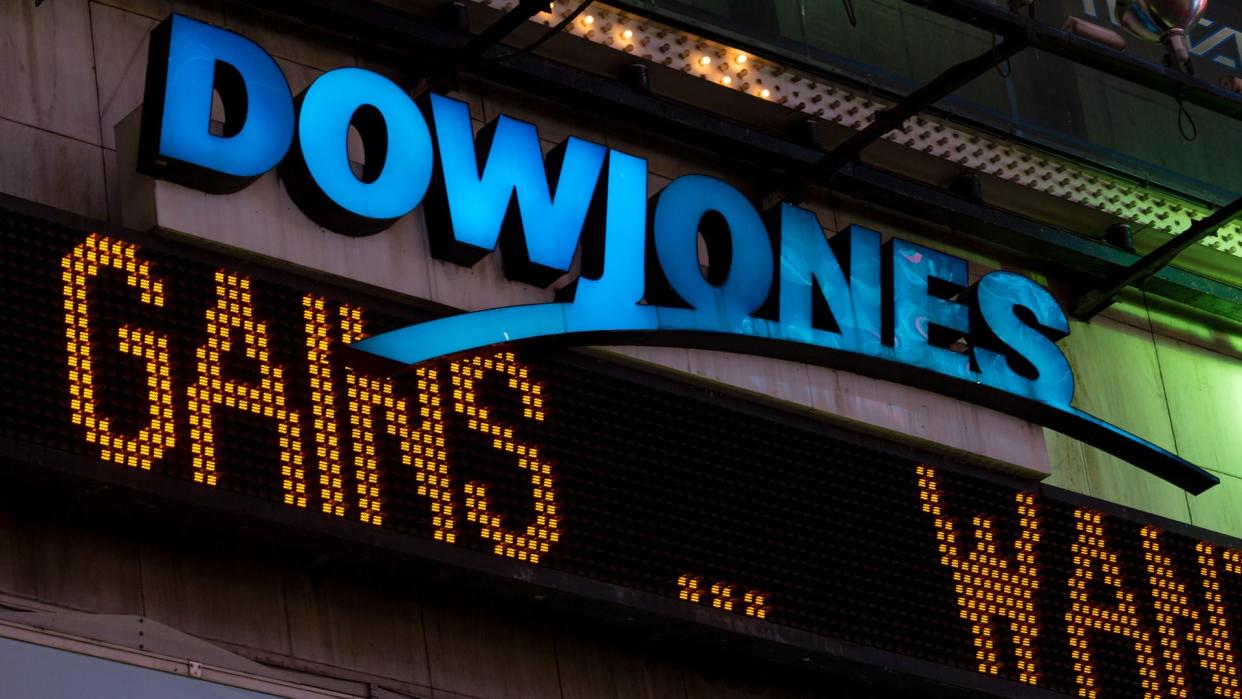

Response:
(138, 14), (293, 193)
(888, 239), (971, 378)
(280, 68), (434, 236)
(424, 94), (607, 285)
(651, 175), (773, 333)
(778, 207), (882, 353)
(973, 271), (1074, 406)
(562, 150), (658, 330)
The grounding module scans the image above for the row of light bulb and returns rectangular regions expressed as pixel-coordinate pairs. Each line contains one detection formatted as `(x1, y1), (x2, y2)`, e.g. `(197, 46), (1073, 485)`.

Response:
(542, 3), (775, 100)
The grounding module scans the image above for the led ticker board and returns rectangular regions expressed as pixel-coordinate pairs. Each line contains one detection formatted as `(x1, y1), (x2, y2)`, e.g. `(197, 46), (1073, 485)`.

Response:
(7, 200), (1242, 698)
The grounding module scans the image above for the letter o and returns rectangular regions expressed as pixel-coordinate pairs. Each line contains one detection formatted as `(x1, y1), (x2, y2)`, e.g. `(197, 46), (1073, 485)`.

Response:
(280, 68), (433, 236)
(652, 175), (772, 319)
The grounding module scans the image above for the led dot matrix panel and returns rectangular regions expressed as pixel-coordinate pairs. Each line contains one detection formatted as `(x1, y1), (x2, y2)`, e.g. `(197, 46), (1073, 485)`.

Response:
(4, 199), (1242, 698)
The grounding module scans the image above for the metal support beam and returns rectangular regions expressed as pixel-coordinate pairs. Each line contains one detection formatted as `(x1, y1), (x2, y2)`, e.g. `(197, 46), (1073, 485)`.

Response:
(896, 0), (1242, 122)
(410, 0), (548, 99)
(763, 37), (1027, 209)
(1071, 195), (1242, 319)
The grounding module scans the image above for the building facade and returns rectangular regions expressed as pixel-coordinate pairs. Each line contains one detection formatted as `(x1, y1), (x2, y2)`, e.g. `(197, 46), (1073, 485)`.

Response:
(3, 0), (1242, 697)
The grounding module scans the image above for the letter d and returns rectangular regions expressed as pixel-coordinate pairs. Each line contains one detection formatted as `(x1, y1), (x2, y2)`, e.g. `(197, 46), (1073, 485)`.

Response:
(138, 14), (293, 193)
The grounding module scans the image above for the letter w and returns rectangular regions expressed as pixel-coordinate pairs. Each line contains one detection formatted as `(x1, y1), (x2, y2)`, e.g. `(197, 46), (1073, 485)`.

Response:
(423, 94), (607, 287)
(917, 465), (1040, 685)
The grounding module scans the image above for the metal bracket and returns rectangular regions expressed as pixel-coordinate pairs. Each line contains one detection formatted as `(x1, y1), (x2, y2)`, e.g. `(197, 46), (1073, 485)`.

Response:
(411, 0), (548, 99)
(1072, 194), (1242, 319)
(762, 37), (1027, 209)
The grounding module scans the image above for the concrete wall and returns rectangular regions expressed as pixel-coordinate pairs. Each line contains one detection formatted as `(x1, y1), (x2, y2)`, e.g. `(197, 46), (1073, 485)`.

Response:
(0, 490), (830, 698)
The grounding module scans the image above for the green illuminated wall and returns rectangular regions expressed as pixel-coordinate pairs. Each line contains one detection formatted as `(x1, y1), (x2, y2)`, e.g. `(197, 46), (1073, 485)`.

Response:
(826, 195), (1242, 536)
(1039, 291), (1242, 535)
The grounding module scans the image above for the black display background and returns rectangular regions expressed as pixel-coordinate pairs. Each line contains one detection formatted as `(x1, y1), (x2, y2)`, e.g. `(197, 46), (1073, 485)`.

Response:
(2, 200), (1241, 698)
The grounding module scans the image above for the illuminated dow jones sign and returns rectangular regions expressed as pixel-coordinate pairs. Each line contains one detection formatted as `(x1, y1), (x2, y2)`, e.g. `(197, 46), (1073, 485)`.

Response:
(137, 14), (1214, 492)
